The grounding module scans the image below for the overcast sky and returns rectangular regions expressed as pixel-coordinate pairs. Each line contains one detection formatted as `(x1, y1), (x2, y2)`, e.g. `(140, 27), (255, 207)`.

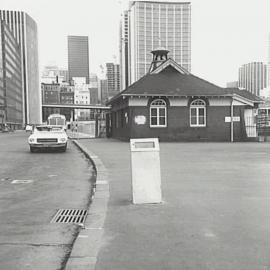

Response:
(1, 0), (270, 86)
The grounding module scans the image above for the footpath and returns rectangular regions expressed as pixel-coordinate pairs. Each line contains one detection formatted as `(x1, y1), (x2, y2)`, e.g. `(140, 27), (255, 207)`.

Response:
(67, 137), (270, 270)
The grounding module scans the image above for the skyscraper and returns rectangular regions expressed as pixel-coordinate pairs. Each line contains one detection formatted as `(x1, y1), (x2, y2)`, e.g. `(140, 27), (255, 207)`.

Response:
(267, 34), (270, 87)
(106, 63), (120, 99)
(68, 35), (90, 84)
(0, 19), (23, 128)
(238, 62), (267, 96)
(120, 10), (129, 90)
(120, 1), (191, 87)
(0, 10), (41, 125)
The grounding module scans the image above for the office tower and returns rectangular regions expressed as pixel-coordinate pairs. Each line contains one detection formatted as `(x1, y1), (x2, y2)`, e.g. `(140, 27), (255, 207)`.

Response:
(120, 10), (129, 90)
(99, 79), (108, 104)
(0, 10), (41, 124)
(106, 63), (120, 99)
(0, 20), (23, 128)
(41, 66), (69, 84)
(268, 34), (270, 87)
(238, 62), (267, 96)
(89, 88), (99, 105)
(120, 1), (191, 86)
(68, 35), (90, 84)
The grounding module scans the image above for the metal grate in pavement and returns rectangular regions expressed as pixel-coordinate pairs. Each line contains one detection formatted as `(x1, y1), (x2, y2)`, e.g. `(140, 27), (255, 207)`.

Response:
(50, 209), (87, 225)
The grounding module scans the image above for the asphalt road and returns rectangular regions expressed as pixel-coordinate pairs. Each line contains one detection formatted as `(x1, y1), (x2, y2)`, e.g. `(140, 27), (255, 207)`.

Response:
(0, 132), (94, 270)
(79, 139), (270, 270)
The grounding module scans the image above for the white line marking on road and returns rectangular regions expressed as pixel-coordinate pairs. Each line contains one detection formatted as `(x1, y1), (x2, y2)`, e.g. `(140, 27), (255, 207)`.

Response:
(48, 174), (58, 177)
(11, 180), (33, 184)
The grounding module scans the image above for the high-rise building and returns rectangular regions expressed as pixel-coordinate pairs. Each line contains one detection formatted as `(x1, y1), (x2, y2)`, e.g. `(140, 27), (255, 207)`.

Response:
(0, 10), (41, 125)
(266, 34), (270, 88)
(89, 73), (100, 104)
(238, 62), (267, 96)
(106, 63), (120, 99)
(120, 1), (191, 86)
(120, 10), (129, 90)
(99, 79), (108, 105)
(0, 19), (23, 128)
(89, 88), (99, 105)
(68, 35), (90, 84)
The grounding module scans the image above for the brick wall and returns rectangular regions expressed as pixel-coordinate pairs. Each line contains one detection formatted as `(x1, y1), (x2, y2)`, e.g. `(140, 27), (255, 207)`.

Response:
(110, 101), (248, 142)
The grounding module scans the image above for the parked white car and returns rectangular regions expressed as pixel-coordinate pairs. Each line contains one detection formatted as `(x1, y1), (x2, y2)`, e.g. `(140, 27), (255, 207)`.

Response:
(28, 125), (68, 152)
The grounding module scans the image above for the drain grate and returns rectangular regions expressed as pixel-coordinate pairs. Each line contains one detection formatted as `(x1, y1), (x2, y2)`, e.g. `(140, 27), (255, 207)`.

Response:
(50, 209), (88, 225)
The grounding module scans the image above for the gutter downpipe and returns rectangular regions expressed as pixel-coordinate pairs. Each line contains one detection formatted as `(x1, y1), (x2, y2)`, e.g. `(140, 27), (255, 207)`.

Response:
(231, 97), (234, 142)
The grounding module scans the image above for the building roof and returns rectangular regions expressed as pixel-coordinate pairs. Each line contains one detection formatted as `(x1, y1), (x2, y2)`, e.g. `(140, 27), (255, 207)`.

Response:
(107, 60), (262, 105)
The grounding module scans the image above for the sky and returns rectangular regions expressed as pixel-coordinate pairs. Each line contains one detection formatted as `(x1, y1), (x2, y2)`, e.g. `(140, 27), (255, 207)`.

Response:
(1, 0), (270, 87)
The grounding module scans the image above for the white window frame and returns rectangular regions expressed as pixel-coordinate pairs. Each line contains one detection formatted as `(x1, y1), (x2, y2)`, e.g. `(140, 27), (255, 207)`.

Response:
(150, 99), (167, 128)
(190, 99), (206, 127)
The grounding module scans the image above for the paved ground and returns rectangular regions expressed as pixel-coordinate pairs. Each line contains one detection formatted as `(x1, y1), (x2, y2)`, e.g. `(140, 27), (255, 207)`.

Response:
(0, 132), (94, 270)
(79, 139), (270, 270)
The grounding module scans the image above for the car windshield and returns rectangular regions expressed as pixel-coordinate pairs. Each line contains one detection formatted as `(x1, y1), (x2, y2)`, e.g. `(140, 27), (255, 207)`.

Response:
(35, 126), (63, 132)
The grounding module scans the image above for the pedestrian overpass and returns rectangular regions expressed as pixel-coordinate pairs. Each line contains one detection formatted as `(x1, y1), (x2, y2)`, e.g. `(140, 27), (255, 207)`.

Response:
(42, 103), (110, 122)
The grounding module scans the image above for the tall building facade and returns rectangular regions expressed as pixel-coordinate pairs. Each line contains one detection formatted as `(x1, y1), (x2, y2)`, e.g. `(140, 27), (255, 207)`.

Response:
(0, 20), (23, 128)
(99, 79), (108, 104)
(120, 10), (129, 90)
(267, 34), (270, 88)
(0, 10), (41, 125)
(120, 1), (191, 87)
(41, 83), (60, 104)
(238, 62), (267, 96)
(68, 35), (90, 84)
(106, 63), (120, 99)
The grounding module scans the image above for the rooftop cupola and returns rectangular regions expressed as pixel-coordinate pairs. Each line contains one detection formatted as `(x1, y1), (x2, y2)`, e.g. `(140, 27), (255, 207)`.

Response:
(148, 47), (170, 73)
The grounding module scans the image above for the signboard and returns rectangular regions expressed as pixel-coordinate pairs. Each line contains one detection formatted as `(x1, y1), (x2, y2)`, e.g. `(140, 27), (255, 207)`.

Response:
(134, 115), (146, 125)
(225, 116), (240, 122)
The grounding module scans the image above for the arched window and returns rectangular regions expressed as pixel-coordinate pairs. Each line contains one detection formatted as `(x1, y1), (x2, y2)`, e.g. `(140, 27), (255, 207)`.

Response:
(150, 99), (167, 127)
(190, 99), (206, 127)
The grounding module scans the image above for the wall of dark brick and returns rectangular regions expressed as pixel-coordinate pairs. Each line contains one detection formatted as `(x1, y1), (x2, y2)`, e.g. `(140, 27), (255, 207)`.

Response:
(110, 102), (248, 142)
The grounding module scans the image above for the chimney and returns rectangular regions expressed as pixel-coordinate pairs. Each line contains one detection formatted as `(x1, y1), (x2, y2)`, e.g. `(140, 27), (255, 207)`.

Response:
(148, 47), (169, 73)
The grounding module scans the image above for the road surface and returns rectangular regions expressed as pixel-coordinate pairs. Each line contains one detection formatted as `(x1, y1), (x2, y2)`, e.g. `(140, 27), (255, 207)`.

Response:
(0, 132), (94, 270)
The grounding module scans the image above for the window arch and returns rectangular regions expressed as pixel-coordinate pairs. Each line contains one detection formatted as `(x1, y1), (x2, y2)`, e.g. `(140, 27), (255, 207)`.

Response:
(190, 99), (206, 127)
(150, 99), (167, 127)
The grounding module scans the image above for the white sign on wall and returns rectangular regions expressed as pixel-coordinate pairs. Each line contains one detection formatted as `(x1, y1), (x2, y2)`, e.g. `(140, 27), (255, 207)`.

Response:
(225, 116), (240, 122)
(134, 115), (146, 125)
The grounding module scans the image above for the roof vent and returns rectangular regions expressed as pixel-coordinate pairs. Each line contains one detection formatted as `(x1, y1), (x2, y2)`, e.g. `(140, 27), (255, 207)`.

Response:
(148, 47), (170, 73)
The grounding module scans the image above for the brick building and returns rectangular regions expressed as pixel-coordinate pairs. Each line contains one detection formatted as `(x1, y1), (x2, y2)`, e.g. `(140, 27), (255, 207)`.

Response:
(41, 83), (60, 104)
(107, 48), (261, 141)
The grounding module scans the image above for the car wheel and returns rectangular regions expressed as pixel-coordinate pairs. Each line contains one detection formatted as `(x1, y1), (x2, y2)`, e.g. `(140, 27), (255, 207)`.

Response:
(30, 146), (35, 153)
